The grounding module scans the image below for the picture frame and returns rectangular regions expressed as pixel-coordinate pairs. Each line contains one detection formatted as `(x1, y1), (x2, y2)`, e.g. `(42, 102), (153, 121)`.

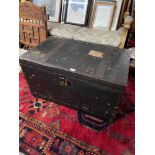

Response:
(89, 1), (116, 30)
(111, 0), (123, 31)
(61, 0), (67, 23)
(117, 0), (128, 29)
(64, 0), (92, 26)
(32, 0), (62, 22)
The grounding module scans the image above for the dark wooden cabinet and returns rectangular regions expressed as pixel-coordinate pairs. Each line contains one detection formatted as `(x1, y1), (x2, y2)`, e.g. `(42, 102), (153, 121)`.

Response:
(20, 37), (131, 120)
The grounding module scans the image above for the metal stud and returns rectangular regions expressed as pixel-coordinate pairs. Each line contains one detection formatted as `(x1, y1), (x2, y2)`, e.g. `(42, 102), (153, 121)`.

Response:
(107, 102), (110, 106)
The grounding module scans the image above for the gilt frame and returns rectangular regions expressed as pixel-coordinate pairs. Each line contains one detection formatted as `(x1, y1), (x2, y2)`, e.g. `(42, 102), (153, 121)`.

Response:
(89, 1), (116, 30)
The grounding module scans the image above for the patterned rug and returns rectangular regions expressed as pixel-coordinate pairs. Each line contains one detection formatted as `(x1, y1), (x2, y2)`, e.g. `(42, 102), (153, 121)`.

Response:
(125, 32), (135, 48)
(19, 72), (135, 155)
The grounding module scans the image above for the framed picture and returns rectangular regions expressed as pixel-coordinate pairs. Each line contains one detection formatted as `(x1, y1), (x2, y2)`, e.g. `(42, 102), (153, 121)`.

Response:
(64, 0), (91, 26)
(89, 1), (116, 30)
(33, 0), (62, 22)
(117, 0), (128, 29)
(111, 0), (123, 31)
(61, 0), (67, 23)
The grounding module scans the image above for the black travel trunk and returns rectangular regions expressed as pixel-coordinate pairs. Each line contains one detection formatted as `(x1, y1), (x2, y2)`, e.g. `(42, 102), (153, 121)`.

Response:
(20, 37), (131, 120)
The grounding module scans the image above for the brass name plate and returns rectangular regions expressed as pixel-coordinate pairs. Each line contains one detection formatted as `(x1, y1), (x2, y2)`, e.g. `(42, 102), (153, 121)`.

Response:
(88, 50), (104, 58)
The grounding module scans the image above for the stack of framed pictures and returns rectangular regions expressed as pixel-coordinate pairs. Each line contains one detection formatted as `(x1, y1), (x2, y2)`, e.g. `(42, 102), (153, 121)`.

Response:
(32, 0), (92, 25)
(32, 0), (126, 31)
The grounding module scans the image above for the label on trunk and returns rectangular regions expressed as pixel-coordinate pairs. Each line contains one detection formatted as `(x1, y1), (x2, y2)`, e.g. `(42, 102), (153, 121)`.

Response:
(88, 50), (104, 58)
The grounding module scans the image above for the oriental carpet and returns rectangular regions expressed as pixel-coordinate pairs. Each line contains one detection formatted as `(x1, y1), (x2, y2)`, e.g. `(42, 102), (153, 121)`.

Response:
(19, 72), (135, 155)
